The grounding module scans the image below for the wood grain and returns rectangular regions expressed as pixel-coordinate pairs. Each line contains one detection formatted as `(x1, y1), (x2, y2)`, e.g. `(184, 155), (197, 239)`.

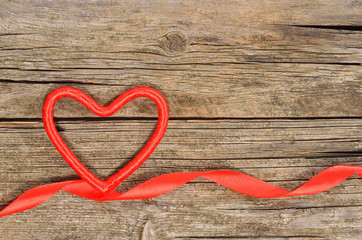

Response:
(0, 0), (361, 118)
(0, 119), (361, 239)
(0, 0), (361, 239)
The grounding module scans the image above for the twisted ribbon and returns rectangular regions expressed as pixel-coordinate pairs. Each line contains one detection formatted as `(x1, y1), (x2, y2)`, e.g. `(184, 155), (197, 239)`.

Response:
(1, 87), (361, 218)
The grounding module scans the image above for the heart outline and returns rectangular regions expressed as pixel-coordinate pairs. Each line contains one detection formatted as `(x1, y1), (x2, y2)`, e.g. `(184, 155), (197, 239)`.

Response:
(43, 86), (169, 194)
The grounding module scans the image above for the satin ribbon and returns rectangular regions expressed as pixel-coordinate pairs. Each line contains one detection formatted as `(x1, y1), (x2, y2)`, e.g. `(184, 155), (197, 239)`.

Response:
(1, 87), (361, 218)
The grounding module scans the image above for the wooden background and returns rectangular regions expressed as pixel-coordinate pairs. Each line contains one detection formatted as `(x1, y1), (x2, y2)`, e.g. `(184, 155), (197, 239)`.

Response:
(0, 0), (361, 239)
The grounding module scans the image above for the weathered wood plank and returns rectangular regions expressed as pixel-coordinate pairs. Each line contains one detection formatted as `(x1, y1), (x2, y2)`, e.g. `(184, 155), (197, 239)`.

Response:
(1, 190), (361, 239)
(0, 0), (361, 118)
(0, 119), (361, 239)
(0, 119), (361, 181)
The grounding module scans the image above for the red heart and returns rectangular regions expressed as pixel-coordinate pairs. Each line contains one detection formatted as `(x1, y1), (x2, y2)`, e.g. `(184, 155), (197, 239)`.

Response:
(43, 87), (169, 194)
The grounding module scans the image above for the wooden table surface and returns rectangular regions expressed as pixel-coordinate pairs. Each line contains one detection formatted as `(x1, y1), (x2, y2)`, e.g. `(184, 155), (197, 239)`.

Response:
(0, 0), (361, 239)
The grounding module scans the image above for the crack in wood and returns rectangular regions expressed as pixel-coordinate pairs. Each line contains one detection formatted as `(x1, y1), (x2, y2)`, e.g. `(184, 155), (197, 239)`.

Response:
(291, 25), (362, 31)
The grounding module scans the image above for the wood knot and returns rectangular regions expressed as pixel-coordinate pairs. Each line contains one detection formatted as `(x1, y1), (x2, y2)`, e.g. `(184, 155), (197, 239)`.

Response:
(160, 31), (187, 54)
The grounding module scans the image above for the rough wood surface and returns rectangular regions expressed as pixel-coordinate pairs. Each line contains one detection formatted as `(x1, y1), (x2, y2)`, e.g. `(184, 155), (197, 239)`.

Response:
(0, 0), (361, 239)
(1, 119), (361, 239)
(0, 0), (361, 118)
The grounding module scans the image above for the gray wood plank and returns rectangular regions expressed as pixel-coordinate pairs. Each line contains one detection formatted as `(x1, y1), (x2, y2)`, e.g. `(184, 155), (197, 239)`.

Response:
(0, 119), (361, 239)
(0, 0), (361, 118)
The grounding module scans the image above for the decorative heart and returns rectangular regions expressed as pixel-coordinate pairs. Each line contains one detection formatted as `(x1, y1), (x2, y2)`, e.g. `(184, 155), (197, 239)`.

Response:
(43, 87), (169, 194)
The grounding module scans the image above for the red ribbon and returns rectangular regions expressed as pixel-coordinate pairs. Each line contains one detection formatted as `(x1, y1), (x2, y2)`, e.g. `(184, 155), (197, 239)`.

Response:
(1, 87), (361, 218)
